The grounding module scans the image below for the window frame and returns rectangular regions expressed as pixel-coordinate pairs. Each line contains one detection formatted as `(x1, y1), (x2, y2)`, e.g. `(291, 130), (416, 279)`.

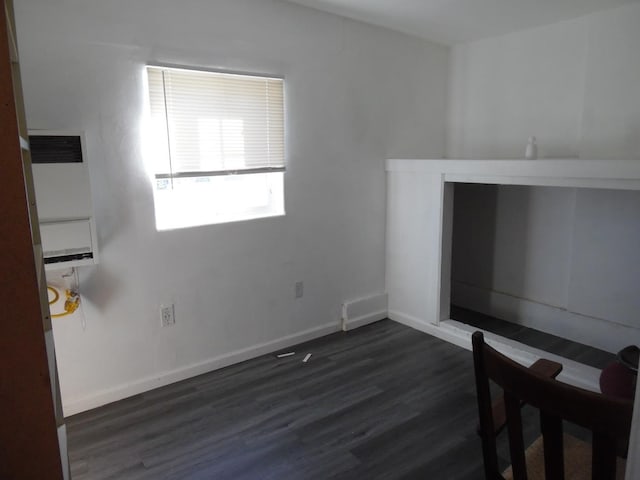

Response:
(144, 64), (286, 230)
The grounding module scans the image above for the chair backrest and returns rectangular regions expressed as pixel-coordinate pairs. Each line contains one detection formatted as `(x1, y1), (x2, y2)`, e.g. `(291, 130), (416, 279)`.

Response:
(472, 331), (633, 480)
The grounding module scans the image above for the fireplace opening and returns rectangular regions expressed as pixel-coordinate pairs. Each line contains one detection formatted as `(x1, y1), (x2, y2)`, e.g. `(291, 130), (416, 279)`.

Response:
(448, 182), (640, 371)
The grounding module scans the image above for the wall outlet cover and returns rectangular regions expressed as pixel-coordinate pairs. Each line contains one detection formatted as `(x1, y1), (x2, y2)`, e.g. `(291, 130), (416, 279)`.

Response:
(161, 304), (175, 327)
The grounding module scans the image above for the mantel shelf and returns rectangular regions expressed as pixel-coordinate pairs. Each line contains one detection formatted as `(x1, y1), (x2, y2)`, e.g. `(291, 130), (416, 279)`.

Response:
(386, 158), (640, 191)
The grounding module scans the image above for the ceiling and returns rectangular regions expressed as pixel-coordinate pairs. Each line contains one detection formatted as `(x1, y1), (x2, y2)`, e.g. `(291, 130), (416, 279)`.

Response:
(285, 0), (639, 45)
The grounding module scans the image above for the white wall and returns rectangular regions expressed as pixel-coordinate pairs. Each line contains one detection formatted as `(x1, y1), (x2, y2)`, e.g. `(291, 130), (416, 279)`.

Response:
(15, 0), (448, 415)
(447, 3), (640, 353)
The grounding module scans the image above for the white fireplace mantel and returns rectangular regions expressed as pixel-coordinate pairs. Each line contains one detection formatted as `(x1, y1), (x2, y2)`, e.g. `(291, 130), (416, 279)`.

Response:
(385, 158), (640, 479)
(387, 158), (640, 190)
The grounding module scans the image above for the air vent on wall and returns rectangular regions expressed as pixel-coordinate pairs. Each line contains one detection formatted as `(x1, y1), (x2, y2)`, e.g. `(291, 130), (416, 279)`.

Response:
(30, 135), (83, 164)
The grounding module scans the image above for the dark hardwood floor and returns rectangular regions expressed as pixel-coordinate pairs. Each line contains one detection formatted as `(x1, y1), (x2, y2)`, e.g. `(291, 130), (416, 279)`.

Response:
(450, 306), (616, 369)
(67, 320), (487, 479)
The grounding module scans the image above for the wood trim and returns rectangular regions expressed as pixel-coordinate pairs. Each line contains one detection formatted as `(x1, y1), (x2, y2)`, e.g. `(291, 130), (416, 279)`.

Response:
(0, 1), (64, 477)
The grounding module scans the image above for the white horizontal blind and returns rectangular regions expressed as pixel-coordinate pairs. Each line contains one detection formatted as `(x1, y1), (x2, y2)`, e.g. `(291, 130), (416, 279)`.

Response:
(147, 66), (284, 179)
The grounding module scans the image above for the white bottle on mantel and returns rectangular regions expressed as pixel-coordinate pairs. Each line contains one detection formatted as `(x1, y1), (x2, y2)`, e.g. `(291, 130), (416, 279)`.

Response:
(525, 136), (538, 160)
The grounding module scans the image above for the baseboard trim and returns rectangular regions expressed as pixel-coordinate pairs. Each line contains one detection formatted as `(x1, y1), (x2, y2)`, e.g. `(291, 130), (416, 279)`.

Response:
(388, 310), (600, 392)
(63, 321), (340, 417)
(342, 293), (388, 331)
(389, 309), (469, 350)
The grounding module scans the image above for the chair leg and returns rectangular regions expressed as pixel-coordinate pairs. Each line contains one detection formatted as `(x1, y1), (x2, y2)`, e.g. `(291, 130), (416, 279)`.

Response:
(505, 392), (527, 480)
(540, 412), (564, 480)
(593, 432), (618, 480)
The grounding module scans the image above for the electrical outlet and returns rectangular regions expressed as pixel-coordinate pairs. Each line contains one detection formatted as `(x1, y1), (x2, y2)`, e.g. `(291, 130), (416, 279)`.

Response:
(295, 281), (304, 299)
(160, 304), (175, 327)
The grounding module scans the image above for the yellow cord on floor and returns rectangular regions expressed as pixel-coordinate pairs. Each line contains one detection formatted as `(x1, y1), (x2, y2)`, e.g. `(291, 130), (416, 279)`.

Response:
(47, 285), (80, 318)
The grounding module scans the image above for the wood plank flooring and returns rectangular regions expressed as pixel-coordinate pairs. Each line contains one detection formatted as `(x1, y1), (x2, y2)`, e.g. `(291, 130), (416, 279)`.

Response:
(67, 320), (487, 479)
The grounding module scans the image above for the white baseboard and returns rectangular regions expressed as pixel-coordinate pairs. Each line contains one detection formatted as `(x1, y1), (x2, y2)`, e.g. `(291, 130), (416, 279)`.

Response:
(388, 309), (601, 392)
(341, 293), (388, 331)
(62, 321), (340, 417)
(452, 281), (640, 354)
(389, 309), (469, 350)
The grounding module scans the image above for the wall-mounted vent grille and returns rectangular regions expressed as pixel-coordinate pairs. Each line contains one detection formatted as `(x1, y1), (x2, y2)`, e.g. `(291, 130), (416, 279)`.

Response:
(30, 135), (83, 164)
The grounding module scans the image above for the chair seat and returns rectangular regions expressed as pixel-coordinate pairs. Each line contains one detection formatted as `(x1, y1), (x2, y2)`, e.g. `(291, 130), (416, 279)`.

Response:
(503, 434), (626, 480)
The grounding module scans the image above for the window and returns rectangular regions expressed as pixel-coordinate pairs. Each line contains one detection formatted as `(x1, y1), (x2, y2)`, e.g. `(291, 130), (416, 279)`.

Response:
(146, 66), (285, 230)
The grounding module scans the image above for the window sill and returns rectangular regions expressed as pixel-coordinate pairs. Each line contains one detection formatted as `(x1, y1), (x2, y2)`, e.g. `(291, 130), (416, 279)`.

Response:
(156, 210), (285, 231)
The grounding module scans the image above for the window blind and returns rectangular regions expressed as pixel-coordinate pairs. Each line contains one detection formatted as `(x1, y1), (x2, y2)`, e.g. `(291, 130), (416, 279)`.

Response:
(147, 66), (285, 179)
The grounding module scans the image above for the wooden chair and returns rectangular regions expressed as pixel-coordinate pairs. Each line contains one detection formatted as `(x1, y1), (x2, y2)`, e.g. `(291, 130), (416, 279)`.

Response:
(472, 331), (633, 480)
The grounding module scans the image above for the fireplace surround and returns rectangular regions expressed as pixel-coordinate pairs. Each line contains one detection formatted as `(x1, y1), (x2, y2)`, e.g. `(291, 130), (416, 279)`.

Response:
(385, 158), (640, 387)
